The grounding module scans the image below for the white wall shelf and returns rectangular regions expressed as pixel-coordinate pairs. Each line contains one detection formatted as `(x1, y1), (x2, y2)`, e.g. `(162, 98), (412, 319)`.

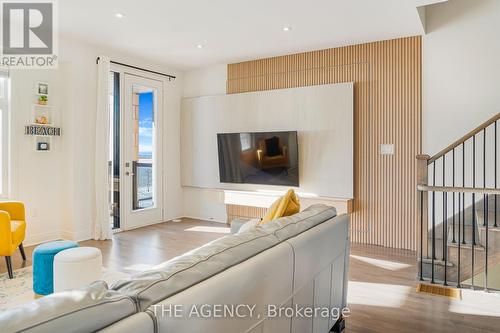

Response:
(32, 104), (52, 124)
(25, 104), (62, 152)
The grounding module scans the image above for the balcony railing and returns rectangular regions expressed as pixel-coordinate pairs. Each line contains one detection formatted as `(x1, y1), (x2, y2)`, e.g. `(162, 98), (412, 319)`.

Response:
(133, 161), (153, 209)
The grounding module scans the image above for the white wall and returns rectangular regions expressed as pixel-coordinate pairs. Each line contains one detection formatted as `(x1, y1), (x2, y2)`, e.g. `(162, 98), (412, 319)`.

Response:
(181, 84), (354, 196)
(182, 65), (228, 221)
(10, 69), (70, 244)
(423, 0), (500, 155)
(9, 37), (184, 245)
(183, 65), (227, 98)
(414, 0), (500, 235)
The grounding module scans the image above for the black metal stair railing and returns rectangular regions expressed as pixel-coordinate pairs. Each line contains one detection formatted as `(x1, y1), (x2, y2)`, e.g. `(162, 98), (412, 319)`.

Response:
(417, 113), (500, 291)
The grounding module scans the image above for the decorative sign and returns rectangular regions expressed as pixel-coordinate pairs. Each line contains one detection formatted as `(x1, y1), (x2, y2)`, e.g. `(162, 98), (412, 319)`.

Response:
(25, 125), (61, 136)
(37, 141), (50, 151)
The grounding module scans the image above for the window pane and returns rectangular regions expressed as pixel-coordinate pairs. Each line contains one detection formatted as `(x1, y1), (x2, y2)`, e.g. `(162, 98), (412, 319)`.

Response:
(110, 72), (120, 229)
(0, 79), (5, 99)
(0, 75), (7, 196)
(132, 87), (155, 210)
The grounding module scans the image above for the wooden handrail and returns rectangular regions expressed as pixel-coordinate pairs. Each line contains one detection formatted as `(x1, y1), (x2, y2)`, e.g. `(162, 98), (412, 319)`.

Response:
(428, 112), (500, 164)
(417, 184), (500, 195)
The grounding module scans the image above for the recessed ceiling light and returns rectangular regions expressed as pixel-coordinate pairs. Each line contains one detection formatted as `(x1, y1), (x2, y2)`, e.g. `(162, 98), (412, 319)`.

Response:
(115, 13), (125, 18)
(196, 44), (204, 49)
(282, 26), (292, 31)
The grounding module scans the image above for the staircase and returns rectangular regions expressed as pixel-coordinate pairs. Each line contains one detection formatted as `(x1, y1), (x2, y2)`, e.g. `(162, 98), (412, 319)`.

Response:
(417, 113), (500, 290)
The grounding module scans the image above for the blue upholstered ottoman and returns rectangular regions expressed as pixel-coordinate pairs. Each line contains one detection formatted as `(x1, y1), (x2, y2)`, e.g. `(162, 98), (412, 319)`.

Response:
(33, 240), (79, 295)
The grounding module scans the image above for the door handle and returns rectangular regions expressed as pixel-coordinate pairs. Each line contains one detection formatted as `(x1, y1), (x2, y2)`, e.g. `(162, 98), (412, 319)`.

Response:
(125, 171), (135, 176)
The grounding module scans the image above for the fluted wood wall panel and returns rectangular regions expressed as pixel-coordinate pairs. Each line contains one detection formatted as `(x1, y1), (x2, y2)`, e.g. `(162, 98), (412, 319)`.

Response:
(227, 36), (421, 250)
(226, 204), (267, 224)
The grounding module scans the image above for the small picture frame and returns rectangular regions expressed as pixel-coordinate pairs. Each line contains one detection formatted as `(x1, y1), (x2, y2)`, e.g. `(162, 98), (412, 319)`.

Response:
(36, 82), (49, 96)
(37, 141), (50, 151)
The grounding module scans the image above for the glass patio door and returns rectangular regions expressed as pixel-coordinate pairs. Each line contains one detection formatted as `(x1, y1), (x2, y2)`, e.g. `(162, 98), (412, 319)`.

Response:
(121, 73), (164, 229)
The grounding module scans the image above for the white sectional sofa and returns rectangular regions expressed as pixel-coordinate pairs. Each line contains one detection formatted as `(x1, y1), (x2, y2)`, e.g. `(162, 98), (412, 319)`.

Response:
(1, 204), (350, 333)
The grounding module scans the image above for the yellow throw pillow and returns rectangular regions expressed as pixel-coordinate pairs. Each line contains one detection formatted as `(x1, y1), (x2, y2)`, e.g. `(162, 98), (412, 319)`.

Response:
(260, 189), (300, 225)
(260, 198), (282, 225)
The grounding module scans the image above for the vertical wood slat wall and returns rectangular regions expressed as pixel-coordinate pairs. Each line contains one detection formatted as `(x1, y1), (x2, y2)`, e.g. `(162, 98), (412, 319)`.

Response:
(226, 204), (268, 224)
(226, 36), (421, 251)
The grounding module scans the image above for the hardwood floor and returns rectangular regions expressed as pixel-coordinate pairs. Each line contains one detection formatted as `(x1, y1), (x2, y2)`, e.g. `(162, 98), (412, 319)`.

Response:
(348, 243), (500, 333)
(2, 219), (500, 332)
(0, 218), (230, 275)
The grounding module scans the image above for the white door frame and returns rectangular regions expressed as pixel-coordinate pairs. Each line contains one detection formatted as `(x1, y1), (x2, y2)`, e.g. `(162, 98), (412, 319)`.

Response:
(110, 64), (165, 231)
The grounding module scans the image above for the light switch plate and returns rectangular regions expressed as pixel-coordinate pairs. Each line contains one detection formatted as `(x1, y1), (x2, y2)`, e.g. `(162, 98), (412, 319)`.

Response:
(380, 144), (395, 155)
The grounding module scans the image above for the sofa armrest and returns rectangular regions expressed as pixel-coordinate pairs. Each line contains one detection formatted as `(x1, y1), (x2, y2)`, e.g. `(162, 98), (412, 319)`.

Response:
(230, 218), (251, 234)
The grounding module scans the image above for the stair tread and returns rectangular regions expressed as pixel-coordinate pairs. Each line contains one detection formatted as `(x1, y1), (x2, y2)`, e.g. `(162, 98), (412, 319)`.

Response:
(419, 257), (454, 267)
(478, 194), (500, 213)
(446, 222), (481, 245)
(447, 242), (485, 250)
(420, 196), (500, 284)
(476, 209), (500, 228)
(477, 225), (500, 231)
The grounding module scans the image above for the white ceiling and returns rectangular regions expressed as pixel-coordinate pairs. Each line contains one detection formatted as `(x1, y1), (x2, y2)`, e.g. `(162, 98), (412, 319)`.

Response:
(59, 0), (445, 70)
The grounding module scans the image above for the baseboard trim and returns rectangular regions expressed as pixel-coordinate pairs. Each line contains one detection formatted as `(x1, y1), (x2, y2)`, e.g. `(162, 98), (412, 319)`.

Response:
(181, 215), (227, 224)
(25, 229), (92, 247)
(121, 219), (170, 231)
(163, 215), (185, 223)
(24, 231), (61, 247)
(61, 229), (92, 243)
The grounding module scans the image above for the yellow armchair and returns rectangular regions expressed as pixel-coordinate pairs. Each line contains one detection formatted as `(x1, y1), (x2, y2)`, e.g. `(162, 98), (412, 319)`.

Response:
(0, 201), (27, 279)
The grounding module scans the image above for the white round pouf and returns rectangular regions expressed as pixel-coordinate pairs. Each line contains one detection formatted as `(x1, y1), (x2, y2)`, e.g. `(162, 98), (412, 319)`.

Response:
(54, 247), (102, 292)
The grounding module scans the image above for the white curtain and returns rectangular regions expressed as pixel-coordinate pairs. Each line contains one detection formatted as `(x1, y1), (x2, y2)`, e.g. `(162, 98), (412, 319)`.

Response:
(93, 56), (112, 240)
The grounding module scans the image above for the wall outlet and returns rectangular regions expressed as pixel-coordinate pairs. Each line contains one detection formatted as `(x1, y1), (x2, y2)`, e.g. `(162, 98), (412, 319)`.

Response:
(380, 144), (395, 155)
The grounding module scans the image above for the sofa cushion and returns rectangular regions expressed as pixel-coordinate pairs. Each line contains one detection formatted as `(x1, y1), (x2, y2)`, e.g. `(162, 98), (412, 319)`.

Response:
(230, 217), (251, 234)
(111, 228), (280, 310)
(260, 204), (337, 241)
(0, 281), (137, 333)
(235, 218), (261, 234)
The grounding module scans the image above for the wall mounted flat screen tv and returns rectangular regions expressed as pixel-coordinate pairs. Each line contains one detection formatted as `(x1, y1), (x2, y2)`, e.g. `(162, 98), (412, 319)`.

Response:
(217, 131), (299, 186)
